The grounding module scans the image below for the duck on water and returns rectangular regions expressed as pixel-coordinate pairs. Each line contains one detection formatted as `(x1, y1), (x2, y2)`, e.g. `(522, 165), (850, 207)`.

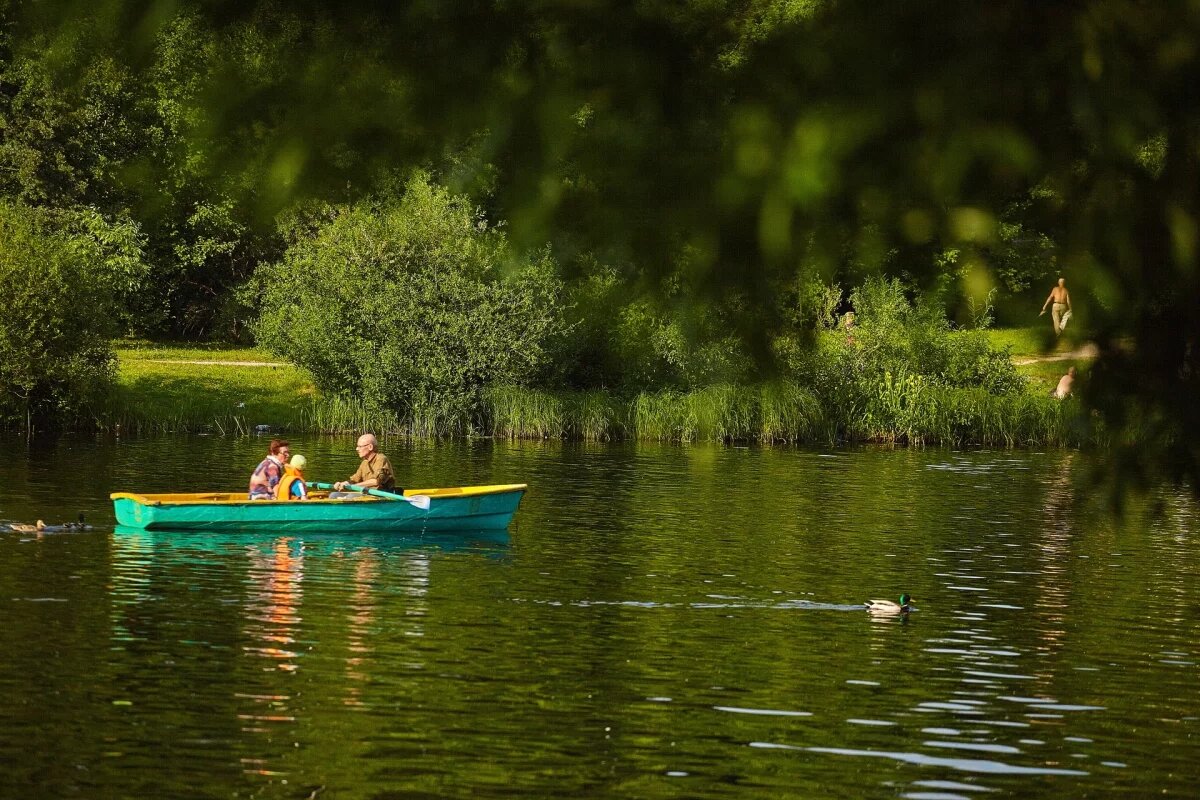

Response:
(864, 593), (913, 615)
(6, 515), (92, 533)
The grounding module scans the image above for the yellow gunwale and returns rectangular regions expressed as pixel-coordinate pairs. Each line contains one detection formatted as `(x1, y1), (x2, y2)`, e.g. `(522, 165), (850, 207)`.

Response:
(110, 483), (527, 507)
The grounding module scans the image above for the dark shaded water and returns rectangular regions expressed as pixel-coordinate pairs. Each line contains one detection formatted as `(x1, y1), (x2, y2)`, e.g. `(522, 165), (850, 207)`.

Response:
(1, 435), (1197, 798)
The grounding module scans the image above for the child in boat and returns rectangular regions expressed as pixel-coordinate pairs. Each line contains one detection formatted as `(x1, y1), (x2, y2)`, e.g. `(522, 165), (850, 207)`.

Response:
(276, 454), (309, 500)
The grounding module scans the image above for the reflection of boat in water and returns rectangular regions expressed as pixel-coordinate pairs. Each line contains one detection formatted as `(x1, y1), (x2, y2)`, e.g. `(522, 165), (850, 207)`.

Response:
(107, 524), (499, 777)
(111, 526), (512, 555)
(110, 484), (526, 532)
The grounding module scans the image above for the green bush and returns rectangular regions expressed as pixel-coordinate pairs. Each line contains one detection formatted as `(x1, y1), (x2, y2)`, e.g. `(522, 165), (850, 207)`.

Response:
(556, 260), (753, 393)
(774, 276), (1033, 442)
(847, 277), (1025, 393)
(0, 201), (146, 428)
(253, 174), (567, 434)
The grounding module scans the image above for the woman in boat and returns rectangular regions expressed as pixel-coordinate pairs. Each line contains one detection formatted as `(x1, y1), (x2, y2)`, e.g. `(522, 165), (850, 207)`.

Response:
(248, 439), (290, 500)
(276, 454), (309, 500)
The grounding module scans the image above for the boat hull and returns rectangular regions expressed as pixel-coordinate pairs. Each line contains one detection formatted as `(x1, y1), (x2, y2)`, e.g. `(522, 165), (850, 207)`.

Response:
(111, 484), (526, 532)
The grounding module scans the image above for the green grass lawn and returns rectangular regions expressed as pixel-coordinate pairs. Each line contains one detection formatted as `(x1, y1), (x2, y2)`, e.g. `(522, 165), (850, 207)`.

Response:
(1020, 360), (1080, 393)
(115, 340), (282, 363)
(980, 326), (1092, 393)
(982, 326), (1047, 358)
(108, 345), (317, 433)
(981, 325), (1088, 359)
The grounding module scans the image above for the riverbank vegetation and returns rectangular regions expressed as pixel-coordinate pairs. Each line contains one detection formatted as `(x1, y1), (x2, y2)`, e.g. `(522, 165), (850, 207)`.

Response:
(0, 202), (145, 429)
(103, 280), (1085, 446)
(105, 346), (1080, 446)
(103, 346), (312, 435)
(3, 2), (1196, 481)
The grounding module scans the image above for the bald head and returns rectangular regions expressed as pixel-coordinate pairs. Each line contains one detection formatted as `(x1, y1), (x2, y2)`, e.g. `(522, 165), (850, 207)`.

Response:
(356, 433), (378, 455)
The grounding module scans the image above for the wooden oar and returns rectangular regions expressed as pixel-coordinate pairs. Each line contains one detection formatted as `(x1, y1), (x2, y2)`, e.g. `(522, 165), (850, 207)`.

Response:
(306, 482), (431, 510)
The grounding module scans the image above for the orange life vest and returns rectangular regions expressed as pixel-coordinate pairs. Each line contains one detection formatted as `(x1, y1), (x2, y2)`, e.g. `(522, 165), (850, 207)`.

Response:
(275, 467), (307, 500)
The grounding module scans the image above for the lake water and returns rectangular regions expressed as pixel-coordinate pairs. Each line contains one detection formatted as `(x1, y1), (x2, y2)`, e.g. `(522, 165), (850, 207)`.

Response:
(1, 434), (1197, 798)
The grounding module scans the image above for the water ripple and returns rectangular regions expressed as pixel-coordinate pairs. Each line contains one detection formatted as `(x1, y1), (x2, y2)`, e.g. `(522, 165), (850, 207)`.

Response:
(751, 742), (1090, 776)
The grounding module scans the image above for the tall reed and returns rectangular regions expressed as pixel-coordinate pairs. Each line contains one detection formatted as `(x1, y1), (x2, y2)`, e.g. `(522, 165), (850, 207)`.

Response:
(300, 395), (402, 435)
(87, 345), (1082, 447)
(487, 386), (629, 440)
(759, 382), (827, 443)
(489, 383), (854, 444)
(488, 385), (565, 439)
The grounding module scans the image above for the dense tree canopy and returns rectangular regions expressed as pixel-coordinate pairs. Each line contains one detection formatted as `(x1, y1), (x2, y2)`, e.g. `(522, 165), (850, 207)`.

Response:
(2, 0), (1199, 490)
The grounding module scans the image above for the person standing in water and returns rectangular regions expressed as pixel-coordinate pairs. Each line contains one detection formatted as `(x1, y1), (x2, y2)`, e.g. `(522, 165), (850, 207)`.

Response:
(1040, 277), (1073, 335)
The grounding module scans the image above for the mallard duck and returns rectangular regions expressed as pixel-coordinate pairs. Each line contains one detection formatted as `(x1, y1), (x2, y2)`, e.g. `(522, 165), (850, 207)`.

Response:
(864, 593), (913, 615)
(7, 520), (46, 533)
(60, 514), (91, 531)
(37, 514), (93, 533)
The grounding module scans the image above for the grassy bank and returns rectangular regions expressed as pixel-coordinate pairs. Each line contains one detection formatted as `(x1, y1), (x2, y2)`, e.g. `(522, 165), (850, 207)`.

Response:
(983, 325), (1093, 392)
(106, 343), (417, 435)
(488, 383), (1079, 447)
(96, 336), (1090, 446)
(101, 344), (317, 434)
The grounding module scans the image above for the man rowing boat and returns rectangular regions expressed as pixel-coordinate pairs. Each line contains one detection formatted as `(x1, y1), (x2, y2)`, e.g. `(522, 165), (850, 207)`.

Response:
(333, 433), (397, 493)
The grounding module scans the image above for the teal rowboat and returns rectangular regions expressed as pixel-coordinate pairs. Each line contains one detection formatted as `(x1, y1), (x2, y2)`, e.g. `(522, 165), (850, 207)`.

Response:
(111, 484), (526, 532)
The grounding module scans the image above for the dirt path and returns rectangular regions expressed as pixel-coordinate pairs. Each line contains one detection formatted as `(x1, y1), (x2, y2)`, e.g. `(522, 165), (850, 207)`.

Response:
(142, 341), (1101, 371)
(150, 350), (1100, 369)
(1012, 342), (1098, 366)
(140, 359), (288, 367)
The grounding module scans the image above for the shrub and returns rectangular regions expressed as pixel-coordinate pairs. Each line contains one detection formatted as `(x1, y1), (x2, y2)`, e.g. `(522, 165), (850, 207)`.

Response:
(254, 174), (568, 434)
(845, 277), (1025, 393)
(0, 201), (145, 428)
(775, 276), (1034, 442)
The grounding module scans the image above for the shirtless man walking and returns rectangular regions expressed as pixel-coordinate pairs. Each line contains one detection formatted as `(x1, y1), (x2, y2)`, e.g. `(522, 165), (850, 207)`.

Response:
(1039, 277), (1072, 335)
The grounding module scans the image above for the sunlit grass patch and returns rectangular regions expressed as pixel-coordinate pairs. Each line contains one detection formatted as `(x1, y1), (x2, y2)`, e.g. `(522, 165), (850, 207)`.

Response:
(982, 326), (1087, 360)
(115, 341), (282, 363)
(983, 327), (1095, 392)
(101, 355), (315, 434)
(1019, 360), (1075, 393)
(981, 326), (1049, 358)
